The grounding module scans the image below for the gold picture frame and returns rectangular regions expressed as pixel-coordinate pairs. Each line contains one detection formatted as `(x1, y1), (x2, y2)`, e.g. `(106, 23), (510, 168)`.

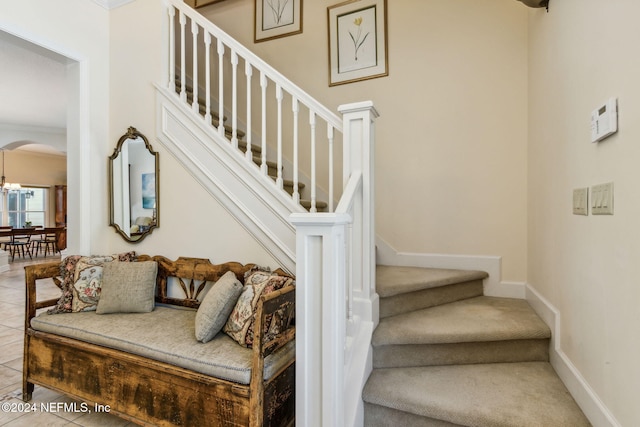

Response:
(328, 0), (388, 86)
(255, 0), (303, 43)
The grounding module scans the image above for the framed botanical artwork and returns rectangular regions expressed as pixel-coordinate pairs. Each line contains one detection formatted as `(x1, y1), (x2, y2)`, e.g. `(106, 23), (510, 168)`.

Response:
(328, 0), (388, 86)
(255, 0), (303, 43)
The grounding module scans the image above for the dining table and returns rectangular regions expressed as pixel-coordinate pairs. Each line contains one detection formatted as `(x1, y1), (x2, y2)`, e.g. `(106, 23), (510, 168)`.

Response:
(0, 227), (65, 261)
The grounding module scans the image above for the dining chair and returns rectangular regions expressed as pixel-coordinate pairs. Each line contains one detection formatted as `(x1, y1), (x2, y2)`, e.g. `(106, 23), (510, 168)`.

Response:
(5, 228), (33, 261)
(34, 227), (60, 257)
(0, 227), (12, 251)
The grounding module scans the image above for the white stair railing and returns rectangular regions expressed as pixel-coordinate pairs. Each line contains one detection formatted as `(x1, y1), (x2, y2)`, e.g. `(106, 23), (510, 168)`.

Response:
(167, 0), (343, 212)
(161, 3), (379, 426)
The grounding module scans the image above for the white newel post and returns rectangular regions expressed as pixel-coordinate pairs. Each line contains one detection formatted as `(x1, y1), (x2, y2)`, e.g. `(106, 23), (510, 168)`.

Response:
(291, 101), (378, 427)
(338, 101), (379, 325)
(290, 213), (350, 427)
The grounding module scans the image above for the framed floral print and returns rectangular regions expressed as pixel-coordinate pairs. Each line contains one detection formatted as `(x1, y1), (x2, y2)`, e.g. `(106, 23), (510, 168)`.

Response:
(255, 0), (303, 43)
(328, 0), (388, 86)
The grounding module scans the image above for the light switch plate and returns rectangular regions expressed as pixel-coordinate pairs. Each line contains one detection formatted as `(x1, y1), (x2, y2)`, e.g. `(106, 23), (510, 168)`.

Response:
(592, 182), (614, 215)
(573, 188), (589, 215)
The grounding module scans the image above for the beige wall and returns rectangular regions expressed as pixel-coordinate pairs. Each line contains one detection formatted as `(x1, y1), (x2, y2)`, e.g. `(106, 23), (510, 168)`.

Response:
(3, 150), (66, 188)
(529, 1), (640, 425)
(200, 0), (530, 282)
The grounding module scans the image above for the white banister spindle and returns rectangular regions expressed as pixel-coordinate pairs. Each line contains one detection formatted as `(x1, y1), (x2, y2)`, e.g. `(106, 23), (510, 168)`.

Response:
(276, 85), (284, 189)
(179, 12), (187, 103)
(309, 111), (317, 213)
(292, 97), (300, 204)
(328, 124), (335, 213)
(191, 20), (199, 114)
(204, 32), (212, 124)
(168, 6), (176, 92)
(231, 51), (238, 148)
(260, 72), (268, 175)
(245, 62), (253, 161)
(217, 39), (225, 137)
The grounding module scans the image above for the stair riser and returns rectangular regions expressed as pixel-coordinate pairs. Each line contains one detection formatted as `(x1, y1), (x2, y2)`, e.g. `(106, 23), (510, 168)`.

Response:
(373, 338), (550, 369)
(380, 280), (483, 319)
(364, 403), (463, 427)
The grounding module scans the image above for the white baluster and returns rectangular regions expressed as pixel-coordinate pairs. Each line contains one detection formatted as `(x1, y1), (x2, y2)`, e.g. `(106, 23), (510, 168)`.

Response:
(245, 62), (253, 161)
(179, 12), (187, 103)
(328, 124), (334, 213)
(168, 6), (175, 92)
(231, 51), (238, 149)
(309, 111), (317, 213)
(204, 32), (212, 124)
(260, 72), (268, 175)
(276, 84), (284, 189)
(292, 97), (300, 204)
(217, 39), (225, 137)
(191, 20), (199, 114)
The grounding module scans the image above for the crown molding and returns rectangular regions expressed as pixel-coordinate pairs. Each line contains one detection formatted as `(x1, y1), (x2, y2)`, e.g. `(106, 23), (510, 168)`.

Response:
(92, 0), (136, 10)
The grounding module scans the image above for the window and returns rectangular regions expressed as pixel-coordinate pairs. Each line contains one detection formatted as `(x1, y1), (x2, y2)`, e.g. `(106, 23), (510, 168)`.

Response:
(6, 187), (46, 228)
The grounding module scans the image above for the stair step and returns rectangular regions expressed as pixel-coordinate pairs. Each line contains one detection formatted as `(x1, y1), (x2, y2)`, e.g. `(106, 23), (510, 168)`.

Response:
(238, 139), (261, 155)
(376, 266), (487, 318)
(372, 296), (550, 368)
(363, 362), (591, 427)
(300, 200), (328, 211)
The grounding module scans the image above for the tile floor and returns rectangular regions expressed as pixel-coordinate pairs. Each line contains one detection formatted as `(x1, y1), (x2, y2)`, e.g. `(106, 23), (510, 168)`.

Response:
(0, 257), (134, 426)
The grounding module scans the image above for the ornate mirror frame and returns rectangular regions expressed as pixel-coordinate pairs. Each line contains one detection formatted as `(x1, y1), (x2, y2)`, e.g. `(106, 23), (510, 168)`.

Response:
(109, 127), (159, 243)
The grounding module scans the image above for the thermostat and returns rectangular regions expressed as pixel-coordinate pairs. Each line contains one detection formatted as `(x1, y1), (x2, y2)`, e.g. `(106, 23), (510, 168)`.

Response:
(591, 98), (618, 143)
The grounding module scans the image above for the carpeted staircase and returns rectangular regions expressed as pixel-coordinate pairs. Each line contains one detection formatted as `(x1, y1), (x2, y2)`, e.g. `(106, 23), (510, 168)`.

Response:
(363, 265), (591, 426)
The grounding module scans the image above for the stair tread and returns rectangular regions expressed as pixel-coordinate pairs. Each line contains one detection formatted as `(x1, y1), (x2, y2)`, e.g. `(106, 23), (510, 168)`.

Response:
(300, 200), (328, 210)
(363, 362), (591, 427)
(376, 265), (488, 298)
(373, 296), (550, 346)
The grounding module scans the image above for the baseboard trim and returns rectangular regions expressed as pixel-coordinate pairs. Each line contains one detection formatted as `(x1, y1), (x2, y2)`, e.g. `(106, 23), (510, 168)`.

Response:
(0, 251), (9, 273)
(344, 320), (373, 427)
(375, 237), (525, 299)
(526, 283), (621, 427)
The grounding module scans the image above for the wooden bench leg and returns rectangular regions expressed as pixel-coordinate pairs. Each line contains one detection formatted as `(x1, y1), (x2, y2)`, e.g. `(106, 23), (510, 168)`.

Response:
(23, 380), (34, 402)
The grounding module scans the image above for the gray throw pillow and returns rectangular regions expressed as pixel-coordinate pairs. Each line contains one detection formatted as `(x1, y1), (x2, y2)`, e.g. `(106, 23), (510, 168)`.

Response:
(195, 271), (243, 343)
(96, 261), (158, 314)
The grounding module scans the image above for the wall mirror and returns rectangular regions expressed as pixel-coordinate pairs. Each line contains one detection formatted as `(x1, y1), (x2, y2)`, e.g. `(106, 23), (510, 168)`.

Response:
(109, 126), (159, 243)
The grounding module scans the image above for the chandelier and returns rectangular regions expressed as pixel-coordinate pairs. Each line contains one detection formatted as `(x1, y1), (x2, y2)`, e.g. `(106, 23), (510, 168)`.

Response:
(1, 150), (21, 192)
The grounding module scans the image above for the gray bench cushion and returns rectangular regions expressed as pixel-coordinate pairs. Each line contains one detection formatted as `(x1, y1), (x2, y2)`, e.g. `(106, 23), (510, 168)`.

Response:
(31, 306), (294, 385)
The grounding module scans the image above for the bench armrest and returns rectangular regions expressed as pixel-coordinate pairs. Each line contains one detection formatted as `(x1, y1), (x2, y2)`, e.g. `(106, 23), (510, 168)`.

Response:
(249, 285), (295, 426)
(24, 262), (62, 329)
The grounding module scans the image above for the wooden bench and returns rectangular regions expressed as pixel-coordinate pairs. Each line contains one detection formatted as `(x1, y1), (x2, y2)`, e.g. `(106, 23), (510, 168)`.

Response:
(23, 256), (295, 426)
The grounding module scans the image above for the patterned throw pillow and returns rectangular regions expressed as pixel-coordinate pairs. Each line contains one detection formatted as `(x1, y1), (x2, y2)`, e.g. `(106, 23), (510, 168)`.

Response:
(48, 252), (137, 314)
(223, 267), (294, 348)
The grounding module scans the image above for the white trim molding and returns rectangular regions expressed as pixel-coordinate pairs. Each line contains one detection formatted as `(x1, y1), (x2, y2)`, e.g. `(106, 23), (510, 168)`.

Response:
(375, 237), (525, 299)
(526, 283), (622, 427)
(91, 0), (136, 10)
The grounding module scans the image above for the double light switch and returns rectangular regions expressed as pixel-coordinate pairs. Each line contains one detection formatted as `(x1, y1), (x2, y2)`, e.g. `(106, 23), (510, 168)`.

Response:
(573, 183), (614, 215)
(591, 182), (614, 215)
